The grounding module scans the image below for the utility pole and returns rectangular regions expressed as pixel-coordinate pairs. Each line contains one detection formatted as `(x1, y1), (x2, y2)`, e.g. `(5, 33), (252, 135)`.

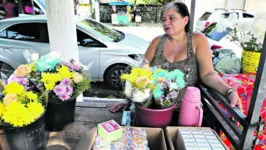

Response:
(46, 0), (83, 102)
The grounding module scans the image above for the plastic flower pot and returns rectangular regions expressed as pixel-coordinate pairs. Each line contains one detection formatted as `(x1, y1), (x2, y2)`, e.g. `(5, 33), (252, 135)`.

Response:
(135, 103), (176, 128)
(2, 114), (47, 150)
(45, 99), (76, 131)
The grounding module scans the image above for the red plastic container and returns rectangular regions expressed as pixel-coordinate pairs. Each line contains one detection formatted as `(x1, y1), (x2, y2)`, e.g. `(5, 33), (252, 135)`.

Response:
(135, 103), (176, 128)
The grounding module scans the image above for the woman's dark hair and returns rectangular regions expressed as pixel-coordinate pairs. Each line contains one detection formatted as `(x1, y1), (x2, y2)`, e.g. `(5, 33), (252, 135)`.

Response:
(161, 1), (190, 32)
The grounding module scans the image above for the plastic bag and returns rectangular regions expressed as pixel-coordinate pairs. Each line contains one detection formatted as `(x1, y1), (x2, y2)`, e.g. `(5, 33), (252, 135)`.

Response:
(213, 49), (241, 74)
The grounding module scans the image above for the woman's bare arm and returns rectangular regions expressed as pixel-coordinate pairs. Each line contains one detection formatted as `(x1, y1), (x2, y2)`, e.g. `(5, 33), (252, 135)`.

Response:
(144, 36), (162, 64)
(194, 33), (242, 111)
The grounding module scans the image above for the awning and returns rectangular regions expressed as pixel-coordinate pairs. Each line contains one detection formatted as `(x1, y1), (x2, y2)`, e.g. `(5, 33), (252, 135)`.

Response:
(109, 2), (134, 6)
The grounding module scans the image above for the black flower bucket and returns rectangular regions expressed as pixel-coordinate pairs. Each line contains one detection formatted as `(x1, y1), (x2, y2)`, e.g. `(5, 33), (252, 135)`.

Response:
(2, 114), (47, 150)
(45, 99), (76, 131)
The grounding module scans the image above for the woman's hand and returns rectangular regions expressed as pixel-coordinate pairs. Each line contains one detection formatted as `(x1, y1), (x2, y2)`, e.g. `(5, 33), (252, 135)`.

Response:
(227, 91), (244, 113)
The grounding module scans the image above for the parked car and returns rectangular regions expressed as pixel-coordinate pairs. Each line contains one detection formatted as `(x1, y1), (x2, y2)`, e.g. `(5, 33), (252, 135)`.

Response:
(0, 15), (149, 89)
(202, 22), (242, 59)
(195, 8), (227, 32)
(220, 9), (254, 23)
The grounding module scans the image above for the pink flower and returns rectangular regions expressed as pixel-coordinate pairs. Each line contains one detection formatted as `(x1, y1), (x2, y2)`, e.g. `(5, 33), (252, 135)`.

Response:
(53, 84), (66, 96)
(8, 74), (29, 89)
(61, 78), (71, 86)
(65, 85), (73, 95)
(59, 93), (70, 101)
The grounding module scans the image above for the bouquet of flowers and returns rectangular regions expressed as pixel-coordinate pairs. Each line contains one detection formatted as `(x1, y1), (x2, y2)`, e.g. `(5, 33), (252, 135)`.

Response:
(216, 12), (266, 52)
(17, 51), (91, 103)
(0, 81), (46, 128)
(152, 69), (186, 108)
(121, 64), (186, 109)
(120, 66), (154, 107)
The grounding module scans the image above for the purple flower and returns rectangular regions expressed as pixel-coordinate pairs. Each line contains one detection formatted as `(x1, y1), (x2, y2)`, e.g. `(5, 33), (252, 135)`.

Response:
(59, 93), (70, 101)
(8, 74), (29, 89)
(65, 85), (73, 95)
(60, 78), (71, 86)
(61, 61), (80, 71)
(53, 84), (66, 96)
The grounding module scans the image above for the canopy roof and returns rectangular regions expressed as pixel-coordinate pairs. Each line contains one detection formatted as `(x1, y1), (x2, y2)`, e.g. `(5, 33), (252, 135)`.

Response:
(109, 2), (134, 6)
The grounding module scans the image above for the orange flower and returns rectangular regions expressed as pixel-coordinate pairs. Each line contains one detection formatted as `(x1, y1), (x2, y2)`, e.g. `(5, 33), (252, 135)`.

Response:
(135, 76), (149, 87)
(73, 73), (83, 83)
(157, 77), (165, 83)
(3, 94), (18, 106)
(14, 64), (30, 77)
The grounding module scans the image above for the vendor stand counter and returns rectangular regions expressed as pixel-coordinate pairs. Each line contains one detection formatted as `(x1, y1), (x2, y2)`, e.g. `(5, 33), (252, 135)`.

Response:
(76, 127), (167, 150)
(40, 100), (123, 150)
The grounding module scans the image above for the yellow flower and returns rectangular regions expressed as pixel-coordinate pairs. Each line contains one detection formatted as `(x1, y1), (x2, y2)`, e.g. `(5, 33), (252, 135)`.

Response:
(0, 102), (5, 117)
(121, 74), (129, 80)
(3, 82), (25, 95)
(73, 73), (83, 83)
(41, 73), (62, 90)
(3, 94), (17, 106)
(29, 63), (35, 72)
(26, 91), (38, 102)
(57, 65), (73, 79)
(27, 102), (44, 119)
(2, 102), (35, 127)
(14, 64), (30, 77)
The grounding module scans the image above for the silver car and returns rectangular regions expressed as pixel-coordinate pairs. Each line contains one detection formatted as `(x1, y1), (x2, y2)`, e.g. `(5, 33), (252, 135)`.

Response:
(0, 15), (149, 89)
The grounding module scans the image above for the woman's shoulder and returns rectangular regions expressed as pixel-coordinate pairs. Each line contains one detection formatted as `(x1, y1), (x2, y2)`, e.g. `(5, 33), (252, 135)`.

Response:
(191, 32), (206, 39)
(191, 32), (208, 43)
(150, 35), (164, 45)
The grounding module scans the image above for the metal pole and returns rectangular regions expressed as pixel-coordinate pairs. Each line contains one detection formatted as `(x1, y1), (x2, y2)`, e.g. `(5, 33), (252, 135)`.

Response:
(240, 32), (266, 149)
(189, 0), (196, 31)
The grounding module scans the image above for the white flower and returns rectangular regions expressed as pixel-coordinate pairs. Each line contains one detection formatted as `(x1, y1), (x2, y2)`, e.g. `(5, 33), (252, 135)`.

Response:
(228, 13), (238, 26)
(240, 34), (253, 43)
(216, 18), (230, 33)
(31, 53), (39, 62)
(143, 88), (151, 100)
(238, 21), (253, 33)
(124, 81), (132, 97)
(132, 89), (151, 103)
(169, 82), (178, 91)
(47, 51), (61, 59)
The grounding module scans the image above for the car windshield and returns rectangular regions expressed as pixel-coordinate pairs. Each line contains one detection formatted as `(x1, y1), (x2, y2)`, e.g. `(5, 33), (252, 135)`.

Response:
(202, 23), (232, 41)
(77, 19), (124, 42)
(201, 12), (212, 20)
(37, 0), (46, 9)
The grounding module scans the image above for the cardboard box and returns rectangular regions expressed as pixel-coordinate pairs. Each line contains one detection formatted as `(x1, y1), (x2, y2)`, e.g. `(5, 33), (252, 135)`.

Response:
(76, 127), (167, 150)
(166, 127), (229, 150)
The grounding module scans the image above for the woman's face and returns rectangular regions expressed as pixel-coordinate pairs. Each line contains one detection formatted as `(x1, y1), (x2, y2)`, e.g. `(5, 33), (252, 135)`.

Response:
(162, 8), (188, 36)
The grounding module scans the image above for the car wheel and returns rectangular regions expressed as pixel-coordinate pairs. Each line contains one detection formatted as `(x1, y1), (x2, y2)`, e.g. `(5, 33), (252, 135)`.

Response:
(0, 62), (14, 83)
(105, 65), (127, 90)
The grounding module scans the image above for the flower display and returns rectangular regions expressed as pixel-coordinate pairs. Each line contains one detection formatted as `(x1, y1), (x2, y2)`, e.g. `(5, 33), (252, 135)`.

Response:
(0, 82), (46, 127)
(152, 69), (186, 108)
(16, 51), (91, 103)
(121, 67), (154, 107)
(121, 65), (186, 109)
(216, 12), (266, 52)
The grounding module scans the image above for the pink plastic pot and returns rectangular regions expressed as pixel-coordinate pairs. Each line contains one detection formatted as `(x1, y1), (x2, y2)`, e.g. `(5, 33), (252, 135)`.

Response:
(135, 103), (176, 128)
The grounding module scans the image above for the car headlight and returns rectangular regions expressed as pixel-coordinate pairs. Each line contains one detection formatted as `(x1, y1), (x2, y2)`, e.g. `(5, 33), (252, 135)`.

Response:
(128, 54), (144, 61)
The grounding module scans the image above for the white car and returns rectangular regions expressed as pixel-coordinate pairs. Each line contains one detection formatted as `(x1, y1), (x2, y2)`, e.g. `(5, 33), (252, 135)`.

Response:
(195, 8), (227, 32)
(220, 10), (255, 23)
(0, 15), (149, 89)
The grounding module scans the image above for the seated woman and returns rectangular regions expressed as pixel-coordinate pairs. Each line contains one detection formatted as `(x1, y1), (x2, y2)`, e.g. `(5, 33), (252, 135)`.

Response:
(109, 1), (243, 113)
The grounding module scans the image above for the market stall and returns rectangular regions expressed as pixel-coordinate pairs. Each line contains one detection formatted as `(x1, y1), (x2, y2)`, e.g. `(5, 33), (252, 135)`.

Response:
(109, 2), (133, 26)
